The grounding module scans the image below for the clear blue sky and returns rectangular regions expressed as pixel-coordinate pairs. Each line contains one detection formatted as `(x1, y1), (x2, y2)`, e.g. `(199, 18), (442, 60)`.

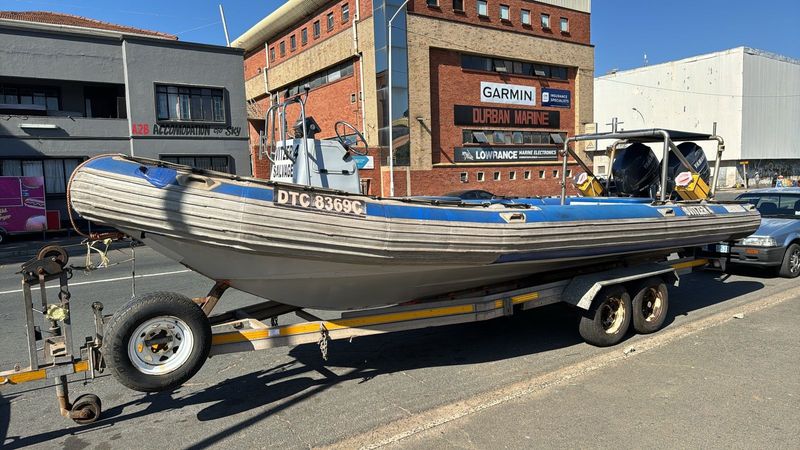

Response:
(2, 0), (799, 74)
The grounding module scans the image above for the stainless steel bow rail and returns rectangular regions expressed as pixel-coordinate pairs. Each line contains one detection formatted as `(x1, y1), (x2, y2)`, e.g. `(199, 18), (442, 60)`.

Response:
(1, 243), (711, 426)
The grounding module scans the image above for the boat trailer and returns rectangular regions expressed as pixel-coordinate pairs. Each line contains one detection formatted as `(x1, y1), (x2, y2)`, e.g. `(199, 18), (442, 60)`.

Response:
(0, 243), (708, 425)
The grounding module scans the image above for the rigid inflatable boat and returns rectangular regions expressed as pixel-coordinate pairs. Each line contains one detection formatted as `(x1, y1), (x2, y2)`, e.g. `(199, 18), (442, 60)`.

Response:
(68, 127), (759, 310)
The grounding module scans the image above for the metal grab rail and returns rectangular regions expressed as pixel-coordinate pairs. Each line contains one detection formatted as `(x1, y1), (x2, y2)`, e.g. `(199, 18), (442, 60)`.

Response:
(559, 129), (725, 205)
(261, 86), (312, 186)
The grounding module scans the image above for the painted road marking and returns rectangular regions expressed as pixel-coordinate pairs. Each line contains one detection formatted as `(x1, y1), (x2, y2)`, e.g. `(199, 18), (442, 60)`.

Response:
(0, 269), (191, 296)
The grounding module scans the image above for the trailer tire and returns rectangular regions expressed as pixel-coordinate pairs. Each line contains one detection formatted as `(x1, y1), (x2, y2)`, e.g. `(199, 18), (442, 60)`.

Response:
(631, 277), (669, 334)
(103, 291), (211, 392)
(0, 228), (7, 245)
(578, 285), (631, 347)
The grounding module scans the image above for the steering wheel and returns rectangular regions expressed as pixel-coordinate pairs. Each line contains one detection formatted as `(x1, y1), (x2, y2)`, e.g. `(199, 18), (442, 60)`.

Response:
(334, 121), (369, 156)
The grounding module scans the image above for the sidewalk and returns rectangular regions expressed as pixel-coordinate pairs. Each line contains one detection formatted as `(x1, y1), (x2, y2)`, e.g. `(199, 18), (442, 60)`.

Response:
(392, 299), (800, 449)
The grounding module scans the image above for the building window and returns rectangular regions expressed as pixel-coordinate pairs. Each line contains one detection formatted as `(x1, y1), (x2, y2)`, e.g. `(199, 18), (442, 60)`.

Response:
(427, 0), (439, 6)
(313, 20), (321, 38)
(538, 170), (545, 179)
(453, 0), (464, 11)
(462, 130), (565, 145)
(327, 12), (335, 31)
(280, 41), (286, 56)
(597, 165), (606, 175)
(477, 0), (488, 17)
(269, 47), (275, 61)
(524, 170), (531, 180)
(0, 84), (60, 113)
(290, 35), (296, 51)
(301, 28), (308, 45)
(460, 172), (468, 182)
(0, 158), (83, 195)
(283, 61), (355, 97)
(560, 17), (569, 32)
(460, 54), (568, 80)
(552, 170), (559, 178)
(521, 9), (530, 25)
(493, 171), (501, 181)
(161, 155), (232, 174)
(509, 171), (516, 180)
(477, 172), (485, 182)
(541, 13), (550, 29)
(342, 3), (350, 22)
(155, 85), (225, 123)
(566, 169), (572, 177)
(499, 4), (509, 21)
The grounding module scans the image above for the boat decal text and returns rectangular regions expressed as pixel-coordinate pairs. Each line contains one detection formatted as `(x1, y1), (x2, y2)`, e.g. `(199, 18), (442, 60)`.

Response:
(681, 206), (713, 216)
(275, 189), (365, 216)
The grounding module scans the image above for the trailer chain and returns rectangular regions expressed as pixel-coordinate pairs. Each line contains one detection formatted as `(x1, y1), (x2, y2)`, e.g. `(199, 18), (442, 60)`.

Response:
(318, 323), (330, 361)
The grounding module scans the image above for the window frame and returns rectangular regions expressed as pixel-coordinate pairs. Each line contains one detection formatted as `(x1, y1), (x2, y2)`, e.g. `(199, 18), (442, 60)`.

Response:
(342, 3), (350, 22)
(453, 0), (464, 11)
(313, 20), (321, 38)
(477, 0), (488, 17)
(269, 47), (275, 61)
(499, 4), (510, 21)
(279, 41), (286, 57)
(289, 35), (296, 51)
(154, 83), (227, 124)
(426, 0), (439, 6)
(0, 158), (84, 196)
(301, 28), (308, 45)
(541, 13), (550, 29)
(521, 9), (530, 25)
(327, 12), (335, 31)
(560, 17), (569, 33)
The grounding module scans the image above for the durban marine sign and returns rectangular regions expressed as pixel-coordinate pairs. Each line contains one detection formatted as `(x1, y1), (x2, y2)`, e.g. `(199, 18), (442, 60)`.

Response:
(454, 147), (558, 163)
(454, 105), (560, 128)
(480, 82), (536, 106)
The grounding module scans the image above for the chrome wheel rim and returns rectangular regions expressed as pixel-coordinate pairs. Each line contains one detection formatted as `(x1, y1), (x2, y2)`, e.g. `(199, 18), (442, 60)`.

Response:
(641, 287), (664, 323)
(128, 316), (194, 375)
(790, 248), (800, 275)
(600, 297), (626, 334)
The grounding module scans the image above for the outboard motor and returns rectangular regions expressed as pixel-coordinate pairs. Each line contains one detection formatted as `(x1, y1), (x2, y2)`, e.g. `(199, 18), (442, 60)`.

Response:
(661, 142), (710, 194)
(611, 143), (660, 197)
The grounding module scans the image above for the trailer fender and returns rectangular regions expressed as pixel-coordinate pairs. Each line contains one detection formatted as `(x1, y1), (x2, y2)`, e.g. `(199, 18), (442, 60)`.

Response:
(563, 263), (679, 312)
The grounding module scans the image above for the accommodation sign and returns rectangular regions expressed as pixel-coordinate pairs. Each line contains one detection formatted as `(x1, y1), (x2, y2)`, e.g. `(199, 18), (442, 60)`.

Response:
(541, 88), (571, 108)
(454, 105), (560, 129)
(454, 147), (558, 162)
(480, 82), (536, 106)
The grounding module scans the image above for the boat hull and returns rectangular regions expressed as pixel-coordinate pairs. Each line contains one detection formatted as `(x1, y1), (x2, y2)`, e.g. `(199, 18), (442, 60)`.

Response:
(69, 155), (761, 310)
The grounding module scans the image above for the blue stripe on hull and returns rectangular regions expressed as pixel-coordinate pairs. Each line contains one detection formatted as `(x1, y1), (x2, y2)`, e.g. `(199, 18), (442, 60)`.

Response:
(84, 156), (743, 225)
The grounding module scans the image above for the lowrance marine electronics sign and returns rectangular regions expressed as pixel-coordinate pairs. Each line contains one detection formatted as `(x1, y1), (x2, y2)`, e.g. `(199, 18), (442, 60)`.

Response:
(454, 105), (560, 128)
(541, 88), (571, 108)
(480, 82), (535, 106)
(454, 147), (558, 162)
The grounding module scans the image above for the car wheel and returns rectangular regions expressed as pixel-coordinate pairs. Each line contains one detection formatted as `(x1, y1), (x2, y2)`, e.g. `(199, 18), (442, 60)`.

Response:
(778, 243), (800, 278)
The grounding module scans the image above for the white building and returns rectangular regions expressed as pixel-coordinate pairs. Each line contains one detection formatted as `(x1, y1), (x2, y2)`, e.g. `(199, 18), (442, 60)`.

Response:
(592, 47), (800, 187)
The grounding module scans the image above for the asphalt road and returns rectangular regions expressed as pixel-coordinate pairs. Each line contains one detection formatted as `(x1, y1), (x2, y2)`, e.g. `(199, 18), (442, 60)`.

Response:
(0, 244), (798, 449)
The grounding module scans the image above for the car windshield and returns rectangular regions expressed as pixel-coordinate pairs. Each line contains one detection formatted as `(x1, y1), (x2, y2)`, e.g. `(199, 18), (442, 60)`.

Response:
(737, 193), (800, 218)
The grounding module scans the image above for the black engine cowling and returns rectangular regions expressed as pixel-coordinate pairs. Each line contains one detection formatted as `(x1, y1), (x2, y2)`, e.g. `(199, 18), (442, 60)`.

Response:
(662, 142), (710, 193)
(611, 143), (661, 197)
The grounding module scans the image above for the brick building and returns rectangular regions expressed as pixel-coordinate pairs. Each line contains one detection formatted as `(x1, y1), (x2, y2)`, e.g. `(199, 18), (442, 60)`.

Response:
(234, 0), (594, 196)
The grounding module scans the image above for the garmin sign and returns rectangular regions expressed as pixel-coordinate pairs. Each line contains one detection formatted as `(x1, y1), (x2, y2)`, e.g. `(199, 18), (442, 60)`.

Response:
(480, 82), (536, 106)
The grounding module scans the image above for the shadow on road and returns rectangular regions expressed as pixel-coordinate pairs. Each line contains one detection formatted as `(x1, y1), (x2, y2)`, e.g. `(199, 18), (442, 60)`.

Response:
(1, 272), (765, 449)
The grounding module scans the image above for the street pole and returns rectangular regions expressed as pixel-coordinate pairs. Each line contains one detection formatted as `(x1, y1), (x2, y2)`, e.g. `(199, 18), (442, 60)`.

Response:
(387, 0), (411, 197)
(219, 4), (231, 46)
(632, 107), (645, 127)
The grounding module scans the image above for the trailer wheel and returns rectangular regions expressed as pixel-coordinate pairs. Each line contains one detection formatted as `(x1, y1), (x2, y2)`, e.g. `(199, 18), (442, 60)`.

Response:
(578, 285), (631, 347)
(70, 394), (102, 425)
(103, 292), (211, 392)
(0, 229), (7, 245)
(631, 277), (669, 334)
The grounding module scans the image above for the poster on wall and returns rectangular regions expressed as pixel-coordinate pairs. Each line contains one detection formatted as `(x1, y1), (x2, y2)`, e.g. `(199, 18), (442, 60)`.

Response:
(541, 88), (571, 108)
(454, 105), (560, 129)
(0, 176), (47, 233)
(454, 147), (558, 163)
